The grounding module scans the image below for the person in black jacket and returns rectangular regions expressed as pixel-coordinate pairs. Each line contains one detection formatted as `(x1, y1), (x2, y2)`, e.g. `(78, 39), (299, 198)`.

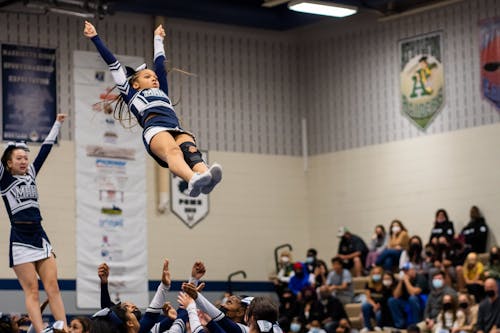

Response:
(429, 209), (455, 245)
(337, 227), (368, 277)
(460, 205), (489, 253)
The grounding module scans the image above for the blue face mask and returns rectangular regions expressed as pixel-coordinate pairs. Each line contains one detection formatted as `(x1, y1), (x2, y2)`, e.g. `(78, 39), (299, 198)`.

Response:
(291, 323), (301, 333)
(306, 256), (314, 264)
(372, 274), (381, 282)
(432, 278), (444, 289)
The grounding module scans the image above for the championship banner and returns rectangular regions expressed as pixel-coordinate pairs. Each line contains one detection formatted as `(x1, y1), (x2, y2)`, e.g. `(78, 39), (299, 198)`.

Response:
(480, 17), (500, 109)
(170, 151), (209, 229)
(400, 32), (445, 129)
(74, 51), (148, 308)
(1, 44), (56, 142)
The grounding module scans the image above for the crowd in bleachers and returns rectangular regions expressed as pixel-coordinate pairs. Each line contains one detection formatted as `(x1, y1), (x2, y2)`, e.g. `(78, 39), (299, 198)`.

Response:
(270, 206), (499, 333)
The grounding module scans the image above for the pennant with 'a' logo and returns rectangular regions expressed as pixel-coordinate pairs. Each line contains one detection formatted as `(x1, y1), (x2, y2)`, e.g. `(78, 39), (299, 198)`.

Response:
(400, 32), (445, 130)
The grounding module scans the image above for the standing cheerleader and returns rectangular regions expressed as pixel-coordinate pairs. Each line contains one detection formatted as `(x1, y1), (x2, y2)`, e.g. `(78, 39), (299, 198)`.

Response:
(1, 114), (68, 332)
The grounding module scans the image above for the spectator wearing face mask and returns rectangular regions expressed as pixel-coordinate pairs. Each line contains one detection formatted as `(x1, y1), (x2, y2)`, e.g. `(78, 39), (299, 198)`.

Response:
(388, 263), (428, 329)
(337, 227), (368, 277)
(428, 237), (468, 290)
(289, 262), (314, 296)
(365, 225), (388, 271)
(422, 271), (457, 333)
(289, 317), (305, 333)
(376, 220), (409, 271)
(307, 320), (327, 333)
(305, 249), (319, 274)
(400, 236), (427, 273)
(298, 286), (325, 326)
(459, 206), (488, 254)
(451, 293), (478, 333)
(317, 285), (349, 333)
(429, 209), (455, 246)
(278, 289), (300, 332)
(462, 252), (485, 302)
(360, 266), (392, 332)
(272, 251), (295, 298)
(432, 293), (464, 333)
(476, 278), (500, 333)
(483, 246), (500, 285)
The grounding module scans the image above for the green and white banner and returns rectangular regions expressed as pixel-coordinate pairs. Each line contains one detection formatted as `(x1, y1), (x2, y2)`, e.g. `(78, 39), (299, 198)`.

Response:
(400, 32), (444, 130)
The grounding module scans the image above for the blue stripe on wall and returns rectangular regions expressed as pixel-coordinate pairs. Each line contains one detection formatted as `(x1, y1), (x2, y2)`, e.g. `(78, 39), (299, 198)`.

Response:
(0, 279), (275, 292)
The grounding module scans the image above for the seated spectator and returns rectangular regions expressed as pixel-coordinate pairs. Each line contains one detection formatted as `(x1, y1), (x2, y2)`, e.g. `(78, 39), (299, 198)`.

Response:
(307, 320), (327, 333)
(272, 250), (295, 297)
(452, 292), (478, 333)
(380, 271), (396, 328)
(278, 289), (300, 331)
(298, 286), (325, 326)
(376, 220), (409, 271)
(335, 319), (353, 333)
(429, 209), (455, 245)
(289, 262), (314, 296)
(476, 278), (500, 333)
(422, 271), (458, 333)
(306, 249), (319, 275)
(337, 227), (368, 277)
(289, 317), (306, 333)
(428, 236), (467, 289)
(326, 257), (354, 305)
(317, 285), (349, 333)
(388, 263), (428, 329)
(432, 293), (464, 333)
(399, 235), (427, 273)
(459, 206), (488, 254)
(313, 260), (329, 289)
(463, 252), (485, 302)
(361, 266), (392, 332)
(483, 246), (500, 285)
(365, 225), (388, 270)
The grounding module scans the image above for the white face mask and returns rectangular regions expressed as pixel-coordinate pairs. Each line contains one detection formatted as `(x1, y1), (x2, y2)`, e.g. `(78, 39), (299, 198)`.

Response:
(382, 279), (392, 287)
(392, 226), (401, 234)
(281, 257), (290, 263)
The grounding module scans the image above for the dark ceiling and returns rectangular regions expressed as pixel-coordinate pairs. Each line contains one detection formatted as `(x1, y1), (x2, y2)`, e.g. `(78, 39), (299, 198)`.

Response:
(0, 0), (452, 30)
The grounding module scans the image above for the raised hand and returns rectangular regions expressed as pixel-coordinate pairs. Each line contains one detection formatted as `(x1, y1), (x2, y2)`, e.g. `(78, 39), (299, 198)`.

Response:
(98, 263), (109, 284)
(182, 282), (199, 300)
(162, 302), (177, 320)
(177, 291), (194, 309)
(162, 259), (171, 287)
(84, 20), (98, 38)
(56, 113), (67, 123)
(154, 24), (166, 38)
(191, 261), (206, 280)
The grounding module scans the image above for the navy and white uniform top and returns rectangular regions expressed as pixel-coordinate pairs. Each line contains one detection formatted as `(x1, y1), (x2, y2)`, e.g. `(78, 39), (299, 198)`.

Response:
(91, 35), (179, 129)
(0, 121), (61, 226)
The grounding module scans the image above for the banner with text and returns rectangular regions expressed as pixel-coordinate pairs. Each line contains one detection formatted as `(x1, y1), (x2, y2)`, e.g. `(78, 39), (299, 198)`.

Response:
(1, 44), (56, 142)
(73, 50), (148, 308)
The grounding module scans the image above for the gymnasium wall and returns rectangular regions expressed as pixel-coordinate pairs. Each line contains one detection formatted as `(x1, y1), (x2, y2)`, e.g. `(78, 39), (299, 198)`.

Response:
(0, 0), (498, 313)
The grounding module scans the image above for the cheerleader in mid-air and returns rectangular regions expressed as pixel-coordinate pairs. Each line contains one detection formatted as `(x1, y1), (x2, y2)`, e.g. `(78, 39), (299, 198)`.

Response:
(83, 21), (222, 197)
(0, 114), (68, 333)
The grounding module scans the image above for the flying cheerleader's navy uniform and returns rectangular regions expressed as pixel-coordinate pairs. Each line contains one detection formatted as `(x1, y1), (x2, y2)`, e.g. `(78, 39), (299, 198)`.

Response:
(91, 34), (193, 168)
(1, 121), (61, 267)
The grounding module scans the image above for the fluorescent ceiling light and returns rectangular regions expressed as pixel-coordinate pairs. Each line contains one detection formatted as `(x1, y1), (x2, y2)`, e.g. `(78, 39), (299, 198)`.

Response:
(288, 0), (357, 17)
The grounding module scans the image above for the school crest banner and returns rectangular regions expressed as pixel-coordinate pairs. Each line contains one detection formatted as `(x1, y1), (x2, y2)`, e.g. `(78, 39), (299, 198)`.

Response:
(400, 32), (445, 129)
(480, 17), (500, 109)
(73, 51), (148, 308)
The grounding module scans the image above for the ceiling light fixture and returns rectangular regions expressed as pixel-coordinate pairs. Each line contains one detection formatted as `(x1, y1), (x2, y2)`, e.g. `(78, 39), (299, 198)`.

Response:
(288, 0), (357, 17)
